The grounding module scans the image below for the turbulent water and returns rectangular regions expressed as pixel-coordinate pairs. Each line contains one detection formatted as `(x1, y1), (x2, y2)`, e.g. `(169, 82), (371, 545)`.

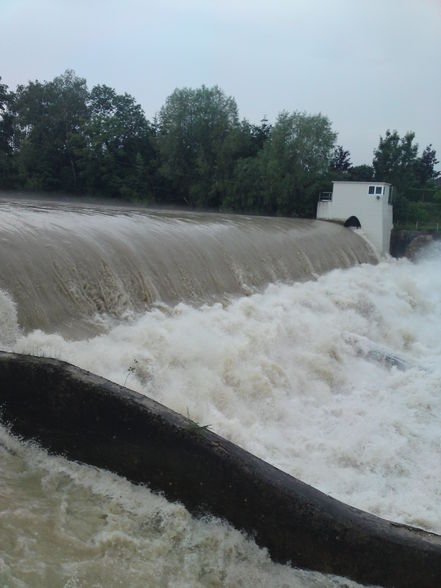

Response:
(0, 196), (376, 337)
(1, 195), (440, 587)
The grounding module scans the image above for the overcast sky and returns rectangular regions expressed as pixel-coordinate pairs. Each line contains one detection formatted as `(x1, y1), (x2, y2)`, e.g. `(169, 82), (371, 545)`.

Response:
(1, 0), (440, 167)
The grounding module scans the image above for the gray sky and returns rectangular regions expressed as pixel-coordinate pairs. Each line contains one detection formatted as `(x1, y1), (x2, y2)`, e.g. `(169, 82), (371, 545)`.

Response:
(1, 0), (440, 167)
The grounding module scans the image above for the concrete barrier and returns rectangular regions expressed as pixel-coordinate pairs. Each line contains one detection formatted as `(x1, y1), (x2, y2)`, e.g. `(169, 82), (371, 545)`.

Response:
(1, 351), (440, 587)
(390, 229), (439, 258)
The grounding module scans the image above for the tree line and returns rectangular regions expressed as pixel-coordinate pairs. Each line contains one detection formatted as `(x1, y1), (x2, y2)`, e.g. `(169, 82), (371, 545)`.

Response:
(0, 70), (439, 222)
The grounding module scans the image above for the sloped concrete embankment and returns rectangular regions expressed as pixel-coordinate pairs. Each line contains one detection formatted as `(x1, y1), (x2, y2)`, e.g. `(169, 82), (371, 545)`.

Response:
(0, 352), (440, 587)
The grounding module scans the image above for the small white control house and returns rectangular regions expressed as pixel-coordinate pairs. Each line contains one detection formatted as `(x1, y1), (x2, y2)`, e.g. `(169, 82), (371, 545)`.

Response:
(316, 181), (393, 255)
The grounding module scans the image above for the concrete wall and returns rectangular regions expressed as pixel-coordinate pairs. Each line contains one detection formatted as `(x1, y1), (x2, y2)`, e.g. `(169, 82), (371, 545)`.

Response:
(390, 229), (439, 258)
(317, 182), (393, 255)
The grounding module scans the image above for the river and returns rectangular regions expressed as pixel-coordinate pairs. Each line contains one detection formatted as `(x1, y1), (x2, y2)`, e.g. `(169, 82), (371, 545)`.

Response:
(0, 195), (440, 587)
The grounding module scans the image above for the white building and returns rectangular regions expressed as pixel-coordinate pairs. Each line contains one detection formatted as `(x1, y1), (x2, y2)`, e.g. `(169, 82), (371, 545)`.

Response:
(316, 181), (394, 255)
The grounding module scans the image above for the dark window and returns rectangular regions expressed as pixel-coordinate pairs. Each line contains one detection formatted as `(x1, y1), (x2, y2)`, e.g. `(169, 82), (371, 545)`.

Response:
(368, 186), (375, 195)
(375, 186), (383, 195)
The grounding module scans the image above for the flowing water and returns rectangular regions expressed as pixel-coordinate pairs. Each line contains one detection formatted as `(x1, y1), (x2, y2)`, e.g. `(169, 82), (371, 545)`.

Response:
(0, 195), (440, 587)
(0, 196), (375, 337)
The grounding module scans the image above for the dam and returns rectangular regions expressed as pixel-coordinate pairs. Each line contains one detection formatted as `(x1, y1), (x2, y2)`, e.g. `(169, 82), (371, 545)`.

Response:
(0, 196), (376, 336)
(1, 194), (441, 587)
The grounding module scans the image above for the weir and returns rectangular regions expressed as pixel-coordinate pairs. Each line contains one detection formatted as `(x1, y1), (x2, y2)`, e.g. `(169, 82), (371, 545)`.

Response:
(0, 352), (440, 588)
(0, 196), (377, 336)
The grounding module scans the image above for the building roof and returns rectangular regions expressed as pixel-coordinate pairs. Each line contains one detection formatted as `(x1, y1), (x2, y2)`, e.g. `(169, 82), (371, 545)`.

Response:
(332, 180), (392, 186)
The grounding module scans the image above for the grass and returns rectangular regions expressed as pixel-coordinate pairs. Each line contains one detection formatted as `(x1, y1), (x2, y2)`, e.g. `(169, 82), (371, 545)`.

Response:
(185, 408), (211, 435)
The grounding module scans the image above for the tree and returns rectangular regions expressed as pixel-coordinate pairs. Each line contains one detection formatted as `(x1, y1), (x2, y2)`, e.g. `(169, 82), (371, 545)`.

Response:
(414, 144), (440, 186)
(225, 111), (336, 216)
(83, 84), (153, 199)
(328, 145), (353, 186)
(0, 77), (17, 187)
(261, 110), (336, 216)
(373, 130), (441, 224)
(222, 154), (265, 212)
(348, 164), (374, 181)
(249, 117), (272, 153)
(330, 145), (351, 172)
(14, 70), (89, 191)
(372, 130), (419, 194)
(228, 118), (272, 161)
(157, 85), (240, 207)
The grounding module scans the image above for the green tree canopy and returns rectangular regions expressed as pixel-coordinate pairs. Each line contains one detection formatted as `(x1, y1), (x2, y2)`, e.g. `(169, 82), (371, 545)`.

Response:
(328, 145), (353, 183)
(14, 70), (89, 191)
(373, 130), (419, 194)
(348, 164), (374, 181)
(225, 111), (336, 216)
(157, 85), (240, 207)
(372, 130), (441, 225)
(330, 145), (352, 172)
(1, 70), (439, 222)
(0, 77), (16, 186)
(414, 144), (440, 186)
(83, 84), (153, 199)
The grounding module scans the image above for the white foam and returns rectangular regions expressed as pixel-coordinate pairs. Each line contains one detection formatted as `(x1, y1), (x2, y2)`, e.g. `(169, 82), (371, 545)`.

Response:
(3, 236), (441, 586)
(0, 289), (20, 346)
(11, 244), (441, 534)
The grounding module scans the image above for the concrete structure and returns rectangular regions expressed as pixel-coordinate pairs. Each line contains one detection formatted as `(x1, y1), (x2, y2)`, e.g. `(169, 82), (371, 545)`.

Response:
(316, 181), (393, 255)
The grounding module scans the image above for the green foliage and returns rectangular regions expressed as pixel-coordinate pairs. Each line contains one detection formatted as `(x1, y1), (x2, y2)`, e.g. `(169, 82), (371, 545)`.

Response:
(348, 164), (374, 182)
(0, 77), (17, 187)
(373, 130), (440, 226)
(330, 145), (351, 172)
(414, 145), (440, 186)
(13, 70), (90, 191)
(185, 408), (211, 435)
(83, 84), (153, 199)
(157, 85), (240, 207)
(1, 71), (439, 224)
(7, 71), (157, 200)
(225, 111), (336, 216)
(373, 130), (419, 195)
(264, 111), (334, 215)
(394, 200), (441, 229)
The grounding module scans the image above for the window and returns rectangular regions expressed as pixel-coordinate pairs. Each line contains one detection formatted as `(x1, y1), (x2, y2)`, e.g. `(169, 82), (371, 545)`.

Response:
(368, 185), (384, 196)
